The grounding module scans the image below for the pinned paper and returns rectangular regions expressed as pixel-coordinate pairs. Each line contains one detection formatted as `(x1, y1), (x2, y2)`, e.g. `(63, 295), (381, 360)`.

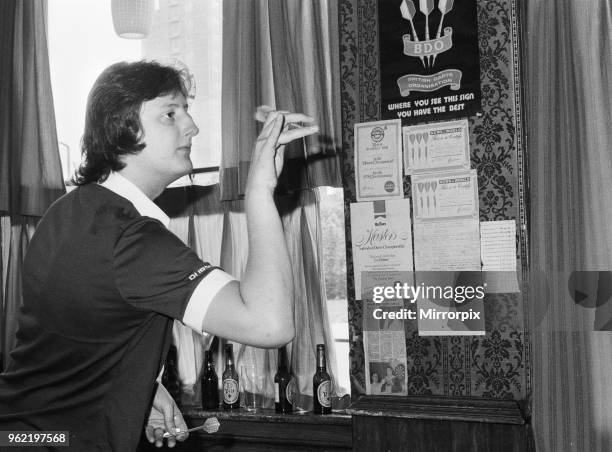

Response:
(479, 220), (520, 293)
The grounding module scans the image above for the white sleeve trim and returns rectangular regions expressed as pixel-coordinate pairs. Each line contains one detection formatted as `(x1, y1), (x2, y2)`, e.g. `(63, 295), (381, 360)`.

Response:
(182, 269), (236, 333)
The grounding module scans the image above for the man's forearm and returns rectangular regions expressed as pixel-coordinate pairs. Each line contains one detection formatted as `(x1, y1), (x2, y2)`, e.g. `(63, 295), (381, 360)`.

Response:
(240, 189), (295, 340)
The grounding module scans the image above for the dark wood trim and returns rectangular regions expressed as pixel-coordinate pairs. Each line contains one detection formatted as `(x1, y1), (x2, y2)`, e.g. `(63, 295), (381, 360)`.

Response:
(138, 407), (353, 451)
(137, 400), (531, 451)
(191, 166), (220, 174)
(348, 395), (527, 425)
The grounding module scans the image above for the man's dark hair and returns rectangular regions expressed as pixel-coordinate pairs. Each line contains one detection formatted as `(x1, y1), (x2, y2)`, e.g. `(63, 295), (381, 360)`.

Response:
(72, 60), (190, 185)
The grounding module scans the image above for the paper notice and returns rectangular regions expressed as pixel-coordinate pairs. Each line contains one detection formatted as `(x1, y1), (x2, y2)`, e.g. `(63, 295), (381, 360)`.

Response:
(411, 170), (478, 220)
(411, 169), (484, 335)
(480, 220), (520, 293)
(403, 119), (470, 174)
(354, 119), (404, 201)
(362, 271), (410, 395)
(350, 199), (414, 300)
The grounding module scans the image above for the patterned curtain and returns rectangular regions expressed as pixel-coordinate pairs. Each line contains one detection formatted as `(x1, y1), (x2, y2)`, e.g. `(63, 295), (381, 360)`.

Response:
(0, 0), (65, 369)
(526, 1), (612, 450)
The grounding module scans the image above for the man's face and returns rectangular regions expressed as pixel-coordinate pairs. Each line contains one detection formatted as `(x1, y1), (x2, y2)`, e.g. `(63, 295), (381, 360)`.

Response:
(137, 91), (199, 183)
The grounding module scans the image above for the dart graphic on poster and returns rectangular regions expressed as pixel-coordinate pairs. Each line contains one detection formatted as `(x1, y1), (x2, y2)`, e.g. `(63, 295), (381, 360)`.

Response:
(379, 0), (482, 123)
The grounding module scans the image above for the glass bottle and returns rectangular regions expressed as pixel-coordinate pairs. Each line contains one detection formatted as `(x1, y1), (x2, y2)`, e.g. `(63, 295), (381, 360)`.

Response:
(201, 350), (219, 410)
(274, 346), (293, 413)
(222, 344), (240, 410)
(312, 344), (331, 414)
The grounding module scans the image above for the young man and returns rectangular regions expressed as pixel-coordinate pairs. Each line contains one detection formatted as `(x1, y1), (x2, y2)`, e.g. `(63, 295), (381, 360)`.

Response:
(0, 61), (318, 450)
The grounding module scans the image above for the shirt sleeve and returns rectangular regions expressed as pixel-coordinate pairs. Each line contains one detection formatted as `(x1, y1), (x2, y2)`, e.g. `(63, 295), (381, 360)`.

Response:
(113, 217), (225, 320)
(182, 270), (236, 331)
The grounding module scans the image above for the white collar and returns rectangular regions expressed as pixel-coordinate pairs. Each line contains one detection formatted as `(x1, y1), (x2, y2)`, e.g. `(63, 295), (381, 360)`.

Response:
(98, 172), (170, 228)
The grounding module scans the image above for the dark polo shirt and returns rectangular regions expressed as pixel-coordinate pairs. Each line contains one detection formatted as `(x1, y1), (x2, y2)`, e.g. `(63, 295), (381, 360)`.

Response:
(0, 182), (219, 451)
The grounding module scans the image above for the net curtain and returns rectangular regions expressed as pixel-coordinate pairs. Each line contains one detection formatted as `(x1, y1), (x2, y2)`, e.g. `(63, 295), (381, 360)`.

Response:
(163, 187), (344, 410)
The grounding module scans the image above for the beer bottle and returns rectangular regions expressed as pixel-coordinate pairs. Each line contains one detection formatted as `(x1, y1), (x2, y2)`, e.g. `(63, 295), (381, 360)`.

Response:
(312, 344), (332, 414)
(222, 344), (240, 410)
(201, 350), (219, 410)
(162, 344), (181, 401)
(274, 346), (293, 413)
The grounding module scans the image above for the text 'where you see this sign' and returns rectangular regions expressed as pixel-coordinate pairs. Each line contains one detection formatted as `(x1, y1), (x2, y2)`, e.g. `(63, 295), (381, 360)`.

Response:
(379, 0), (482, 124)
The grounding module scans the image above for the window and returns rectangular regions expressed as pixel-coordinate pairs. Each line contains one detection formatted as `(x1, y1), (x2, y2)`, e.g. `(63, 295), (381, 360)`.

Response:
(318, 186), (350, 394)
(48, 0), (141, 182)
(142, 0), (223, 187)
(49, 0), (222, 186)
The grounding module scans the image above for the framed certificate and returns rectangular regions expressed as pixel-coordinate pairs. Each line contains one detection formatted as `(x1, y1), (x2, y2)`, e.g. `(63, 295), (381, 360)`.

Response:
(354, 119), (404, 201)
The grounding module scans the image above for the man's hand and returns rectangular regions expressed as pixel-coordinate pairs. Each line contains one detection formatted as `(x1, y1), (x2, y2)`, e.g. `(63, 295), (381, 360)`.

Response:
(247, 107), (319, 194)
(145, 383), (189, 448)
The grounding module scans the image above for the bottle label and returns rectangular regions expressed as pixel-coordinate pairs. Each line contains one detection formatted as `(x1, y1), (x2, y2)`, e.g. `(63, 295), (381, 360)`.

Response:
(286, 378), (296, 404)
(317, 380), (331, 408)
(274, 383), (280, 403)
(223, 378), (239, 404)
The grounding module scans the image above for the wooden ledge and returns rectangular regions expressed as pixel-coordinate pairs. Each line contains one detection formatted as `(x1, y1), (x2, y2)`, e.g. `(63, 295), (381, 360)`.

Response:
(172, 407), (353, 451)
(347, 395), (527, 425)
(181, 405), (352, 426)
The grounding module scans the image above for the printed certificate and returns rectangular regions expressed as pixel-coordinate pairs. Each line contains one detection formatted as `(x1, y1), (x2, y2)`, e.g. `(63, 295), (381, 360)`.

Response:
(413, 218), (481, 272)
(350, 199), (414, 300)
(411, 169), (478, 220)
(403, 119), (470, 174)
(354, 119), (403, 201)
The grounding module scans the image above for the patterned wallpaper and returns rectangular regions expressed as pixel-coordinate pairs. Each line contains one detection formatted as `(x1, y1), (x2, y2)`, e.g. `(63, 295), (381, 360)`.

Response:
(340, 0), (529, 405)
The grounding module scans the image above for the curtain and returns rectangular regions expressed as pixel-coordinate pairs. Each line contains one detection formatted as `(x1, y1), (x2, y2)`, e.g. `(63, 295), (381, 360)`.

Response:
(0, 0), (65, 215)
(0, 0), (65, 369)
(1, 217), (37, 370)
(218, 0), (345, 409)
(526, 1), (612, 451)
(278, 189), (342, 409)
(220, 0), (342, 201)
(213, 0), (345, 410)
(220, 190), (342, 410)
